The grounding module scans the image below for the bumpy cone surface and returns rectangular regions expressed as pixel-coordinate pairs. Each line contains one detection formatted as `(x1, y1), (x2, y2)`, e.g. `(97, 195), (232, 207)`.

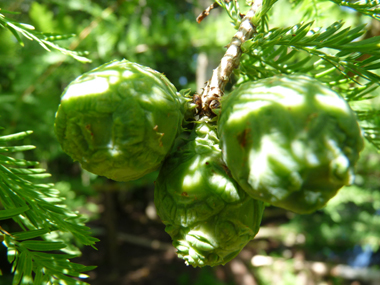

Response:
(218, 75), (364, 214)
(154, 122), (264, 267)
(55, 59), (185, 181)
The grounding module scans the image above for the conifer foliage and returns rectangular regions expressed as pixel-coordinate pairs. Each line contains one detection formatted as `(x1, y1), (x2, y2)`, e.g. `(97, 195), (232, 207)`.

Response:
(1, 0), (380, 283)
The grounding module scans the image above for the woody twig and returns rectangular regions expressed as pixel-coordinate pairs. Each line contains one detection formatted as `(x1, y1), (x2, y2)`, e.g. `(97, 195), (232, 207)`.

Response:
(196, 1), (221, 23)
(195, 0), (263, 118)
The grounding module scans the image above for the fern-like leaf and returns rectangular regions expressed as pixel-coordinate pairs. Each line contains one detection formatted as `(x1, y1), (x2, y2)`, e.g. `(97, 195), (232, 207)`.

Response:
(329, 0), (380, 20)
(0, 8), (91, 63)
(0, 129), (98, 285)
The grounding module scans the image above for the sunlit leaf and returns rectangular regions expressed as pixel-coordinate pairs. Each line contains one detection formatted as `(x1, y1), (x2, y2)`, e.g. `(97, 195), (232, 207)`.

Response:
(0, 206), (30, 221)
(20, 241), (66, 251)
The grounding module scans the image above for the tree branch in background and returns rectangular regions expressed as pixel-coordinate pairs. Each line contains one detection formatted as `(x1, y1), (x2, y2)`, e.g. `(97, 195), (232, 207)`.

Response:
(0, 8), (90, 63)
(20, 3), (119, 99)
(196, 52), (209, 94)
(251, 255), (380, 282)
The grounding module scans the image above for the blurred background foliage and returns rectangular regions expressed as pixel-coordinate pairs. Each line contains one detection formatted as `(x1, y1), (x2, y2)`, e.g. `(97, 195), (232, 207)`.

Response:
(0, 0), (380, 284)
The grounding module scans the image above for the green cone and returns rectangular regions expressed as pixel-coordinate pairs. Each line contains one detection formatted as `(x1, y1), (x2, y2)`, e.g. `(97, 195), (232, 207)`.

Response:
(55, 59), (185, 181)
(218, 75), (364, 214)
(154, 122), (264, 267)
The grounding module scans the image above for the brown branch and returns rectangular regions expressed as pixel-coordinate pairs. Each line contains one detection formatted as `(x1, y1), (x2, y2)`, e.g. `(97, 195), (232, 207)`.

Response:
(196, 2), (221, 23)
(118, 233), (174, 251)
(197, 0), (263, 118)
